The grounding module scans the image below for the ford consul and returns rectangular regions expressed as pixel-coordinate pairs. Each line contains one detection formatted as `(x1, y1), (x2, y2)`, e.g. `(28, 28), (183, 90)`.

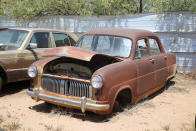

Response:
(27, 28), (176, 115)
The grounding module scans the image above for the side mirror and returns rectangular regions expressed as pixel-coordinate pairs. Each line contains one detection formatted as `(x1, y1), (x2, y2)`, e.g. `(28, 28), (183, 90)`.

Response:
(28, 43), (37, 49)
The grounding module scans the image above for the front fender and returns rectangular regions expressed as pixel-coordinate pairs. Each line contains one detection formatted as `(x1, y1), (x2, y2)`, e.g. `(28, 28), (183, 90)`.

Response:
(94, 60), (138, 101)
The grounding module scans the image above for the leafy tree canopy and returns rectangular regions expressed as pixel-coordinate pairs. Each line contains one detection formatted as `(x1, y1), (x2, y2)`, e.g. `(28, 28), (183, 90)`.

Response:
(0, 0), (195, 20)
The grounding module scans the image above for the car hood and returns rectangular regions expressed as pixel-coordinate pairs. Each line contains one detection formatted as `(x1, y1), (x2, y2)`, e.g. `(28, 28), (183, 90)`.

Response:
(43, 46), (122, 62)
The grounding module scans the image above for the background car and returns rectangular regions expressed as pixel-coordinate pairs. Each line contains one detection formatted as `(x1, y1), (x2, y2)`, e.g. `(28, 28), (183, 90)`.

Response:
(27, 28), (176, 115)
(0, 28), (78, 92)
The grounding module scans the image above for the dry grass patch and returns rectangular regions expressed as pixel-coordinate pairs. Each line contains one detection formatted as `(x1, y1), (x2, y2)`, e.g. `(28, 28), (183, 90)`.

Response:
(44, 124), (62, 131)
(180, 121), (195, 131)
(0, 115), (4, 130)
(162, 124), (170, 131)
(0, 115), (3, 124)
(3, 121), (21, 131)
(180, 69), (196, 80)
(6, 111), (11, 118)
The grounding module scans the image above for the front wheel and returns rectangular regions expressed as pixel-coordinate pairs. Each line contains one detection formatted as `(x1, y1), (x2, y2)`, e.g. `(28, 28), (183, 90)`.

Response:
(0, 76), (3, 93)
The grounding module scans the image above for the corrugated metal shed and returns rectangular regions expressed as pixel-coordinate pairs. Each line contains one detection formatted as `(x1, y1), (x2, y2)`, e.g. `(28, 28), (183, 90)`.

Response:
(0, 12), (195, 73)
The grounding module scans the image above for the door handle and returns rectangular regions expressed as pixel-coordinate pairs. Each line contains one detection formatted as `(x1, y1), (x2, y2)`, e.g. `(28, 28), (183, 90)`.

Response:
(149, 58), (155, 64)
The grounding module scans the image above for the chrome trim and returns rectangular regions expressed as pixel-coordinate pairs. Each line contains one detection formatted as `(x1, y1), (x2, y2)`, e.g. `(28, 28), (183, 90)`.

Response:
(34, 88), (40, 102)
(42, 77), (91, 98)
(89, 85), (93, 98)
(26, 88), (110, 113)
(6, 68), (28, 72)
(81, 96), (87, 113)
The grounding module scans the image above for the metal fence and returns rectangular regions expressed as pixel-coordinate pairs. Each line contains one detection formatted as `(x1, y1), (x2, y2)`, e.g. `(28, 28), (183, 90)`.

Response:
(0, 12), (195, 73)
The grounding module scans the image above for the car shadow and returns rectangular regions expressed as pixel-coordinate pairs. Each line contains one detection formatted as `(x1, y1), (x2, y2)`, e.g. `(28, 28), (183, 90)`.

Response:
(0, 80), (30, 97)
(30, 102), (112, 122)
(145, 80), (175, 100)
(29, 80), (175, 122)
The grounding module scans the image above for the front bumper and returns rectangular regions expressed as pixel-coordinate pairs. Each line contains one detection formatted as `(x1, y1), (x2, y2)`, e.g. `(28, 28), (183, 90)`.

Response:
(26, 88), (110, 113)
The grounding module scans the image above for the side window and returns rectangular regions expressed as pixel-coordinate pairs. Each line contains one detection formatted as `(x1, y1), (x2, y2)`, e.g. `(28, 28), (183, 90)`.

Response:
(135, 39), (148, 59)
(30, 32), (52, 48)
(53, 33), (76, 47)
(149, 38), (161, 55)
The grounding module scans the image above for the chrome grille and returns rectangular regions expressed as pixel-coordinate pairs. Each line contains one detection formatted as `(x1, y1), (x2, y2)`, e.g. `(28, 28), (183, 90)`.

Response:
(42, 77), (91, 98)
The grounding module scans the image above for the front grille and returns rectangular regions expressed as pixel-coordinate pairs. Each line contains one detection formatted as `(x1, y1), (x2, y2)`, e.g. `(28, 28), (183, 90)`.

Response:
(42, 77), (91, 98)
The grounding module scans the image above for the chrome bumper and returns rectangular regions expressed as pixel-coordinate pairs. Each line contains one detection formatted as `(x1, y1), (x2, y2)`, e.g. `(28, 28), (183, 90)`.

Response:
(26, 88), (110, 113)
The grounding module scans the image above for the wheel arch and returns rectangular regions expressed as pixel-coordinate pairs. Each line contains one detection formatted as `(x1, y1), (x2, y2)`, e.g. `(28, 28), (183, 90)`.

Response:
(109, 85), (133, 112)
(0, 65), (7, 85)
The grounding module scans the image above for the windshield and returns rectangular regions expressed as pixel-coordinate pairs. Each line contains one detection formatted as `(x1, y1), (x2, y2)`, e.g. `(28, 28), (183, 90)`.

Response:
(77, 35), (132, 57)
(0, 29), (28, 50)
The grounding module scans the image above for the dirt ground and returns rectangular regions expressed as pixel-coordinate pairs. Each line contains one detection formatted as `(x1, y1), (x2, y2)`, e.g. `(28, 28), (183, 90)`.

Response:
(0, 74), (195, 131)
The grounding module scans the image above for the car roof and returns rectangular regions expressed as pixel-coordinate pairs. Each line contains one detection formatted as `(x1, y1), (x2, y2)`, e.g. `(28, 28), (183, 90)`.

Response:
(8, 27), (68, 32)
(1, 28), (79, 41)
(82, 28), (157, 40)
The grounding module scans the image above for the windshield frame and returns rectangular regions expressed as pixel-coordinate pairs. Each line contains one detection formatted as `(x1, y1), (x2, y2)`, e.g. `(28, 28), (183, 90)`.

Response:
(77, 34), (133, 58)
(0, 29), (29, 50)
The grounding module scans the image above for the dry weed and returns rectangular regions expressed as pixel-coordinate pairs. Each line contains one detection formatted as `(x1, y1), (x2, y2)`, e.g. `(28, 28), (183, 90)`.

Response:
(0, 115), (3, 124)
(44, 124), (62, 131)
(3, 121), (21, 131)
(181, 121), (195, 131)
(162, 124), (170, 131)
(180, 69), (196, 80)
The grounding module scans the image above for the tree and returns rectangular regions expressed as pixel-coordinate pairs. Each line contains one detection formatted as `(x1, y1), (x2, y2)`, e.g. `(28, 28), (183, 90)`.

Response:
(0, 0), (195, 20)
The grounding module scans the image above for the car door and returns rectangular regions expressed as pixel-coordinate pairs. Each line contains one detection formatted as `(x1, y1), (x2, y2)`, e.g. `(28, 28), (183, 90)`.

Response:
(134, 38), (155, 96)
(148, 37), (167, 88)
(17, 31), (54, 79)
(2, 29), (30, 82)
(3, 50), (24, 82)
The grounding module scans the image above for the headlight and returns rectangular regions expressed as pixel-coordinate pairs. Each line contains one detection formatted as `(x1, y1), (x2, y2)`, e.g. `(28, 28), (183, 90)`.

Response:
(91, 75), (103, 89)
(28, 65), (37, 78)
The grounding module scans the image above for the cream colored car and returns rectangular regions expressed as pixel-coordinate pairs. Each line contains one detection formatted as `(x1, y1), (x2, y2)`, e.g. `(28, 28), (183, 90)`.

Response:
(0, 28), (78, 92)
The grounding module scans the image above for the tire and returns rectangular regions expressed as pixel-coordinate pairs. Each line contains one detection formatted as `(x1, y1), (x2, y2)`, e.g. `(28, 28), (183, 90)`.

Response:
(0, 76), (2, 93)
(113, 100), (123, 113)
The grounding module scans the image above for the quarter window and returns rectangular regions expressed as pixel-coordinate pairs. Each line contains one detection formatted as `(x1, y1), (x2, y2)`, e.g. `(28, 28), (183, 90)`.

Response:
(53, 33), (76, 47)
(135, 39), (148, 59)
(149, 38), (161, 55)
(30, 32), (52, 48)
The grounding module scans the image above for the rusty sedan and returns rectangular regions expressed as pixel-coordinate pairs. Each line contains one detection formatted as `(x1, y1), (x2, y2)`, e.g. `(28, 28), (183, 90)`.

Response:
(27, 28), (176, 115)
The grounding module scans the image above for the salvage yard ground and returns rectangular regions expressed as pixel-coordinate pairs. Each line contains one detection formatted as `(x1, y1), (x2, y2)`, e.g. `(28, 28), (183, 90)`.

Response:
(0, 74), (195, 131)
